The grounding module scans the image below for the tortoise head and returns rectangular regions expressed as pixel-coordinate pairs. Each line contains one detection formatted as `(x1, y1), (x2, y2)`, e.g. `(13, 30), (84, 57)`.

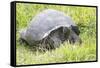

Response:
(71, 25), (80, 35)
(68, 30), (82, 44)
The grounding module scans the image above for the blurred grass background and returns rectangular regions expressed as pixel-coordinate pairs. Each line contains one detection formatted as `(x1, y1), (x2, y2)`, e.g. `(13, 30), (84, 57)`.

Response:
(16, 3), (97, 65)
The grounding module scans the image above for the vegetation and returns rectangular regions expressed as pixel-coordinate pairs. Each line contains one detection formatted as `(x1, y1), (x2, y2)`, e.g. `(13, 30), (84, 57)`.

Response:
(16, 3), (97, 65)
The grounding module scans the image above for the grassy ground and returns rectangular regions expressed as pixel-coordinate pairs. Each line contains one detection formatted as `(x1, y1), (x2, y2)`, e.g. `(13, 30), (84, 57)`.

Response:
(16, 3), (97, 65)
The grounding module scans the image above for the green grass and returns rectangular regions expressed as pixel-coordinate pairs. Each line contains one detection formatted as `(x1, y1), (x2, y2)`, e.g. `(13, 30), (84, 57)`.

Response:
(16, 41), (96, 65)
(16, 3), (97, 65)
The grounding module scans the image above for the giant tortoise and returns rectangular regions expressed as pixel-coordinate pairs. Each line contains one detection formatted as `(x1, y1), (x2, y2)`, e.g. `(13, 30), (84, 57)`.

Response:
(20, 9), (81, 50)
